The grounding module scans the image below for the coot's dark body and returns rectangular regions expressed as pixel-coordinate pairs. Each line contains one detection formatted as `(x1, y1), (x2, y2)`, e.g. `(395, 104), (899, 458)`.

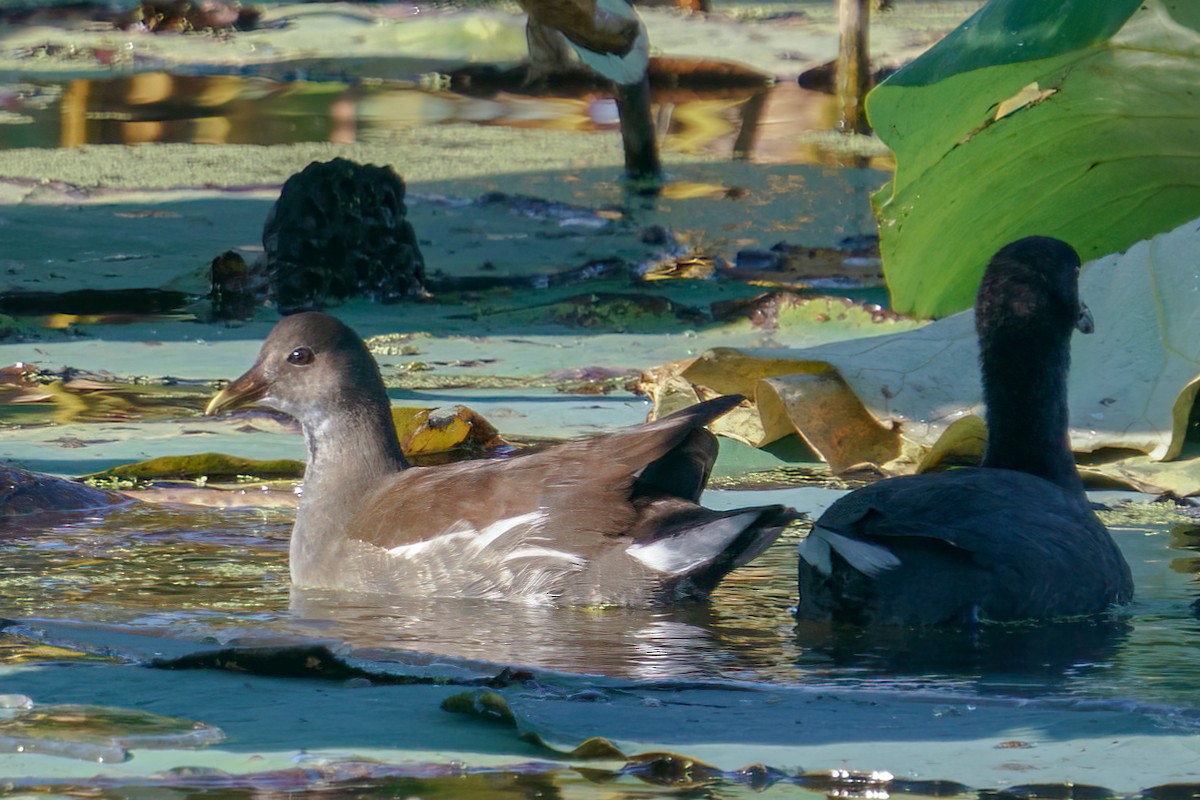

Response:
(797, 237), (1133, 626)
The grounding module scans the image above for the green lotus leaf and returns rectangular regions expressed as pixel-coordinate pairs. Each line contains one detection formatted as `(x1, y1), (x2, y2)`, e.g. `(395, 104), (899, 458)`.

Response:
(870, 0), (1200, 317)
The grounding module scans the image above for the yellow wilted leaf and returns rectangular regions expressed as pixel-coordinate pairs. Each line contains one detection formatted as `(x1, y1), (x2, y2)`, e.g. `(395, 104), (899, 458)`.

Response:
(682, 347), (832, 401)
(994, 81), (1056, 121)
(757, 371), (900, 473)
(641, 257), (716, 281)
(391, 405), (502, 455)
(917, 414), (986, 473)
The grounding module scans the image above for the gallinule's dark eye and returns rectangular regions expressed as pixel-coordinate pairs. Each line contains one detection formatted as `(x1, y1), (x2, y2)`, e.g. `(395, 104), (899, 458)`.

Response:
(287, 347), (314, 366)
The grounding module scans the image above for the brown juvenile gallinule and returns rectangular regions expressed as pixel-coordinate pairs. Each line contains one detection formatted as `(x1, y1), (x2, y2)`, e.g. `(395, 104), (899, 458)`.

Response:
(208, 312), (793, 606)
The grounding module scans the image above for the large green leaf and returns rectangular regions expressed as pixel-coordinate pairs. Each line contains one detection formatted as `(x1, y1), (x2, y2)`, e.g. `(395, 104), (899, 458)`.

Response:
(870, 0), (1200, 318)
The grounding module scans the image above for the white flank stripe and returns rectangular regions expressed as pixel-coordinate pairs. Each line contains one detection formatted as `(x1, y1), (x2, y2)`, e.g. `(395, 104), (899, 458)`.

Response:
(505, 546), (586, 567)
(386, 511), (546, 559)
(468, 511), (546, 551)
(796, 534), (832, 576)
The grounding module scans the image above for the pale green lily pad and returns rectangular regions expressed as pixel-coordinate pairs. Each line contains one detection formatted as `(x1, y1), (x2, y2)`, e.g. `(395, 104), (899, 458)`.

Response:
(436, 678), (1200, 792)
(442, 689), (629, 760)
(0, 703), (224, 763)
(0, 7), (529, 78)
(869, 0), (1200, 317)
(647, 217), (1200, 493)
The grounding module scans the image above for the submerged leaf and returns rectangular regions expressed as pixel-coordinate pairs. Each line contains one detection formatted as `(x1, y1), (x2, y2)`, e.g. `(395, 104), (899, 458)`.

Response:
(442, 689), (627, 760)
(84, 453), (305, 484)
(622, 752), (724, 788)
(153, 645), (432, 685)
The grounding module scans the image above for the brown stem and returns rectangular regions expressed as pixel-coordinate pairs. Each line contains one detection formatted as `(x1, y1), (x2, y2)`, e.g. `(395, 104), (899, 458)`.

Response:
(835, 0), (871, 134)
(613, 76), (662, 183)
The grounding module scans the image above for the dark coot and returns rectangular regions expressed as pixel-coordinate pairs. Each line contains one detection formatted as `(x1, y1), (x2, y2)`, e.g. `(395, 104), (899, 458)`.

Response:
(797, 237), (1133, 626)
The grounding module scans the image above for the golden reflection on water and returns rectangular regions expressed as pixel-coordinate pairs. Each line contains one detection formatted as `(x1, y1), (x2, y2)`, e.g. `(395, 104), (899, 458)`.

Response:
(0, 72), (895, 167)
(0, 370), (214, 428)
(286, 531), (806, 682)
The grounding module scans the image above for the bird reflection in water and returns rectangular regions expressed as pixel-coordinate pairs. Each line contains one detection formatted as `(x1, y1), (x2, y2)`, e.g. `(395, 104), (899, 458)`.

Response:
(287, 586), (784, 682)
(791, 616), (1132, 697)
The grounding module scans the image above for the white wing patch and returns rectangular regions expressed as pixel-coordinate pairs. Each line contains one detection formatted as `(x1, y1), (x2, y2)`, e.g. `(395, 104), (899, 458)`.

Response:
(798, 526), (901, 577)
(627, 511), (762, 575)
(566, 0), (650, 86)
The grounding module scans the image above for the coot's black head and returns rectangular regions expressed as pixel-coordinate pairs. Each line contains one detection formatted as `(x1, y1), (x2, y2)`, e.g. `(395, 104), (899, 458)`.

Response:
(976, 236), (1091, 345)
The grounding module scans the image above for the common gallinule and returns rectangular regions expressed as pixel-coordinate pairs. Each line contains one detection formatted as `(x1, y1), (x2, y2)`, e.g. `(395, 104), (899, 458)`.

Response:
(208, 312), (793, 606)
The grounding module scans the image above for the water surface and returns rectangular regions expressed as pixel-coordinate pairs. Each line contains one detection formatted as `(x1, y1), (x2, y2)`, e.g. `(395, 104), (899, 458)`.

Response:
(4, 497), (1197, 713)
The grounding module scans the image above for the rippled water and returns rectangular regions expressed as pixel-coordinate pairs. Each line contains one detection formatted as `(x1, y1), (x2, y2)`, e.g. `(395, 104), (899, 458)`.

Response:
(3, 497), (1198, 713)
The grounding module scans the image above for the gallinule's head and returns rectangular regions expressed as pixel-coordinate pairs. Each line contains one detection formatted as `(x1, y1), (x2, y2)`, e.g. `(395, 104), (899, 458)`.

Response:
(206, 312), (393, 432)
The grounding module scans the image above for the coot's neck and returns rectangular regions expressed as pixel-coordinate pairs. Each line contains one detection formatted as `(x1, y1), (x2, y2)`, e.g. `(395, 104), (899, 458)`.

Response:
(291, 389), (408, 584)
(980, 329), (1084, 496)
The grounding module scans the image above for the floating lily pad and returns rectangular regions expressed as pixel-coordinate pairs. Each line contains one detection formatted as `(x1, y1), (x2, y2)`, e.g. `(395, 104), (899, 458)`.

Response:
(463, 292), (709, 332)
(0, 702), (223, 763)
(711, 293), (911, 337)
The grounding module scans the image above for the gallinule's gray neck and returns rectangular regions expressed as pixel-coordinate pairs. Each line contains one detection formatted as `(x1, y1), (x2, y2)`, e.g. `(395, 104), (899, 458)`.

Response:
(796, 237), (1132, 626)
(207, 313), (408, 581)
(208, 312), (793, 606)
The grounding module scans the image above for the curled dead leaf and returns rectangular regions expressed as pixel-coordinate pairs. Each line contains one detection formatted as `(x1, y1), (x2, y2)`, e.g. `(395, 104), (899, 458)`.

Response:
(392, 405), (504, 454)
